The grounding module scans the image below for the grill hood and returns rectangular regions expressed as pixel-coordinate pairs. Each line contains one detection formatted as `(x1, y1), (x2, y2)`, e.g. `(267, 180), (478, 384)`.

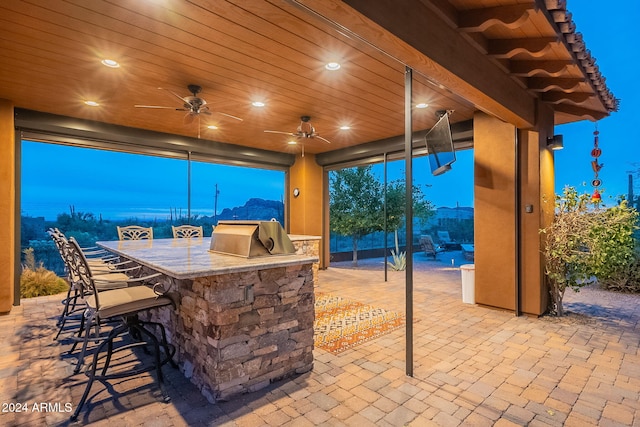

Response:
(210, 220), (295, 258)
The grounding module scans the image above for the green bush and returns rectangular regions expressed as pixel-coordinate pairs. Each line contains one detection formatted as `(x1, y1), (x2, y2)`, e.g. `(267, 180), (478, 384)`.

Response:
(541, 187), (639, 315)
(600, 255), (640, 293)
(20, 248), (68, 298)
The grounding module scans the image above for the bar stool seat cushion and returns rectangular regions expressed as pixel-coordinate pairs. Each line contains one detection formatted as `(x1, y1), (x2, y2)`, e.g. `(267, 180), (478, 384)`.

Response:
(86, 286), (171, 319)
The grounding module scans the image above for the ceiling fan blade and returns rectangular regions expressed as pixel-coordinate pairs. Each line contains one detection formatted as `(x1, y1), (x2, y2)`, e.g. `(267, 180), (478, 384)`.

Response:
(134, 105), (185, 110)
(158, 87), (188, 103)
(184, 113), (196, 125)
(216, 111), (243, 121)
(264, 130), (295, 136)
(314, 135), (332, 144)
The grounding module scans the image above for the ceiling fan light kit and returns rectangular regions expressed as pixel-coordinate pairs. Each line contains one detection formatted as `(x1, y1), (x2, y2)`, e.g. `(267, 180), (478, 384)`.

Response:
(134, 84), (244, 124)
(264, 115), (332, 156)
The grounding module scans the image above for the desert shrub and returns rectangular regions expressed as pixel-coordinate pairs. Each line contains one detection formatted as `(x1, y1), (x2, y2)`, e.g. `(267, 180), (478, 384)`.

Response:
(20, 248), (68, 298)
(600, 255), (640, 293)
(541, 187), (638, 315)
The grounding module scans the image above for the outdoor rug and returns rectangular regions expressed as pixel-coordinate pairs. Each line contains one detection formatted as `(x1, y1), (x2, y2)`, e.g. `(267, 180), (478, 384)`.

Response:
(314, 293), (405, 354)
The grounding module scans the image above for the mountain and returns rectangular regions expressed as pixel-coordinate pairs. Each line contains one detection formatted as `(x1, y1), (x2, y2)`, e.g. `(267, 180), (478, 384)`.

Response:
(217, 198), (284, 222)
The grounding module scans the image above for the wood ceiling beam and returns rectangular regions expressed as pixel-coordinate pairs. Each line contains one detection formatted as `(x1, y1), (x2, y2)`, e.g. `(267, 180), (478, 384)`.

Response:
(458, 3), (537, 32)
(553, 104), (608, 122)
(297, 0), (536, 128)
(528, 77), (583, 92)
(541, 91), (592, 105)
(488, 38), (558, 59)
(510, 60), (573, 77)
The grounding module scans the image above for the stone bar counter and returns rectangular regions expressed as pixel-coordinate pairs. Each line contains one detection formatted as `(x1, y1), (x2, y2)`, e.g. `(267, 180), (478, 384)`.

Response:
(289, 234), (321, 284)
(97, 237), (318, 402)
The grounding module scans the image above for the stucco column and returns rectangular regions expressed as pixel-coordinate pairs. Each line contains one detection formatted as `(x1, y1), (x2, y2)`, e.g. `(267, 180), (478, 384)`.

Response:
(0, 99), (15, 313)
(519, 101), (555, 315)
(474, 112), (517, 311)
(288, 154), (324, 267)
(474, 104), (555, 316)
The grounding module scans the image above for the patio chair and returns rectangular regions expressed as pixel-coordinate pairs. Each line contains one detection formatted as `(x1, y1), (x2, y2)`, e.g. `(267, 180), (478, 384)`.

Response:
(419, 235), (444, 260)
(437, 230), (460, 250)
(117, 225), (153, 240)
(64, 237), (175, 422)
(48, 229), (138, 340)
(172, 225), (203, 238)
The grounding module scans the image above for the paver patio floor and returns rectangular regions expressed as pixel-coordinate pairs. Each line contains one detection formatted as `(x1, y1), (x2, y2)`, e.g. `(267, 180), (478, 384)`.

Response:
(1, 252), (640, 426)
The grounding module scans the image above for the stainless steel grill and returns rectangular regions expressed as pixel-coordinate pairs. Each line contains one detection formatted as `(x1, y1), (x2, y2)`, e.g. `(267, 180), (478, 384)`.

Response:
(209, 220), (295, 258)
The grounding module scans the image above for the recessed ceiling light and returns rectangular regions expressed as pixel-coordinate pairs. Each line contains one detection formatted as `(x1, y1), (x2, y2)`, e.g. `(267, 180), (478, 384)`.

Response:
(252, 101), (265, 107)
(288, 140), (297, 145)
(207, 125), (218, 130)
(325, 62), (341, 71)
(339, 125), (351, 130)
(416, 103), (429, 109)
(84, 100), (100, 107)
(101, 59), (120, 68)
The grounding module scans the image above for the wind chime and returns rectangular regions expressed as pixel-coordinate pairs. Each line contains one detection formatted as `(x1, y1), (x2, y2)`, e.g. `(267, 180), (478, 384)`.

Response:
(590, 125), (603, 204)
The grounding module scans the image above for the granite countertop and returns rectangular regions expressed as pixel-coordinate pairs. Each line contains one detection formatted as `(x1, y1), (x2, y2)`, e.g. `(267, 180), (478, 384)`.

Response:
(288, 234), (321, 241)
(97, 237), (318, 280)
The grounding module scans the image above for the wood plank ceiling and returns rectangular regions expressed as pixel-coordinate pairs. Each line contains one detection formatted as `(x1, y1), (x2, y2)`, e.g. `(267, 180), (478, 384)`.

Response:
(0, 0), (616, 157)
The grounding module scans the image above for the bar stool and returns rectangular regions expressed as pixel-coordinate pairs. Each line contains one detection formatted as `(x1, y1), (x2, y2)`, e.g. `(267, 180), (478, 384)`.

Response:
(117, 225), (153, 240)
(64, 237), (176, 422)
(48, 229), (138, 340)
(171, 224), (203, 238)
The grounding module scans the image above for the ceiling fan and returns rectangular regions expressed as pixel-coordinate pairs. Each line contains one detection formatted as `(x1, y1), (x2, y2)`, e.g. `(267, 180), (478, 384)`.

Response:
(134, 84), (243, 125)
(264, 115), (331, 156)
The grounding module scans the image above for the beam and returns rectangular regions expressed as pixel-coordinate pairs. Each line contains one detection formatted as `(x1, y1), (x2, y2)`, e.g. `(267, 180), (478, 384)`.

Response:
(541, 91), (592, 105)
(458, 3), (536, 32)
(510, 60), (573, 77)
(488, 38), (558, 59)
(315, 120), (473, 167)
(14, 109), (294, 169)
(552, 104), (608, 121)
(528, 77), (583, 92)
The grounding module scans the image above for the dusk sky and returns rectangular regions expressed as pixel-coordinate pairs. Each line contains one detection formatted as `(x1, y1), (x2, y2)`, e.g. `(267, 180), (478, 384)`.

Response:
(554, 1), (639, 204)
(20, 1), (635, 221)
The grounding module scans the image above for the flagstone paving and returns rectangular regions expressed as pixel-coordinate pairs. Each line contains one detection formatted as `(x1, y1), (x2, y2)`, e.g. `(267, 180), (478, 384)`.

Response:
(1, 252), (640, 426)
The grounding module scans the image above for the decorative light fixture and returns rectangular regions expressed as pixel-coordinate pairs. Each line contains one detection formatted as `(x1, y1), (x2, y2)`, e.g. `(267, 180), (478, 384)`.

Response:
(546, 134), (563, 150)
(101, 59), (120, 68)
(252, 101), (265, 107)
(84, 100), (100, 107)
(415, 103), (429, 109)
(325, 62), (341, 71)
(590, 125), (603, 204)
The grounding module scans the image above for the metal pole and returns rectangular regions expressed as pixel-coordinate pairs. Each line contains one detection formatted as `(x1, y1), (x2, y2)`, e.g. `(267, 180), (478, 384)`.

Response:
(514, 130), (521, 317)
(384, 152), (388, 282)
(187, 151), (192, 222)
(404, 66), (414, 377)
(214, 183), (219, 225)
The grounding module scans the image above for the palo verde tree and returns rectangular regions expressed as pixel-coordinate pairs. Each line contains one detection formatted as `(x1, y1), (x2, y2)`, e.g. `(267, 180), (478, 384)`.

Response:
(385, 179), (435, 270)
(329, 165), (383, 266)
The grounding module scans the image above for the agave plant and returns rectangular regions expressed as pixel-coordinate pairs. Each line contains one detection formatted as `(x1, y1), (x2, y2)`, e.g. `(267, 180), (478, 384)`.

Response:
(387, 231), (407, 271)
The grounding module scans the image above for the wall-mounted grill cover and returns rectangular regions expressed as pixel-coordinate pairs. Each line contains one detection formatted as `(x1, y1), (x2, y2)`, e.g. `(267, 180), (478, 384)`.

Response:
(210, 220), (295, 258)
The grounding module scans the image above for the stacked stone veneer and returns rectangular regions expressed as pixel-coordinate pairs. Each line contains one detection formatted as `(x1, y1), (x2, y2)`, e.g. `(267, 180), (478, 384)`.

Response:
(147, 262), (315, 402)
(291, 238), (320, 285)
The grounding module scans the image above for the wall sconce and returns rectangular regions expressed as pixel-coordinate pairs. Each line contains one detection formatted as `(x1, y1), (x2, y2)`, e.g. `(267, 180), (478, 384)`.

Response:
(547, 135), (564, 151)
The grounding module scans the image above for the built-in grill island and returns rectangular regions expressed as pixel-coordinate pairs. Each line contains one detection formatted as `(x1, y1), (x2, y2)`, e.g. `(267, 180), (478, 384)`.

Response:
(100, 220), (317, 402)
